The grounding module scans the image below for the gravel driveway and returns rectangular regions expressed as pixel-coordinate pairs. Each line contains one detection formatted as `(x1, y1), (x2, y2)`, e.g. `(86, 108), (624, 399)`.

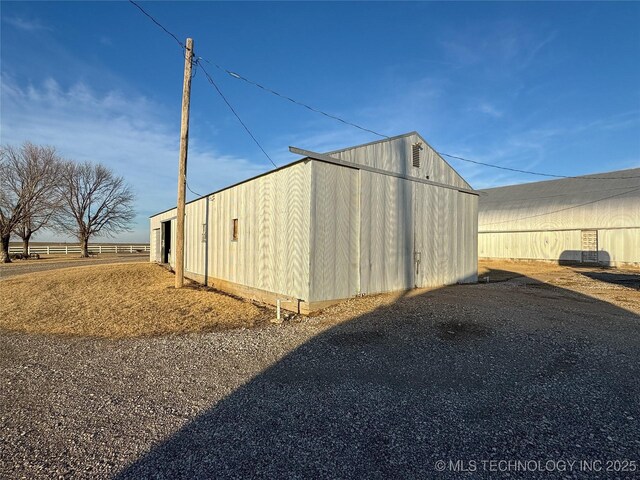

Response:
(0, 254), (148, 280)
(1, 273), (639, 479)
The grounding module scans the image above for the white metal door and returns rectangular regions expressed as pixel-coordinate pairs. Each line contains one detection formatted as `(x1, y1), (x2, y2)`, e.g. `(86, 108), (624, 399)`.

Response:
(581, 230), (598, 263)
(153, 229), (161, 262)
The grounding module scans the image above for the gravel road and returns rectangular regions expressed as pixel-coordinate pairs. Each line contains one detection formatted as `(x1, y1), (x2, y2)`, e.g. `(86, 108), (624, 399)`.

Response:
(1, 273), (639, 479)
(0, 254), (148, 280)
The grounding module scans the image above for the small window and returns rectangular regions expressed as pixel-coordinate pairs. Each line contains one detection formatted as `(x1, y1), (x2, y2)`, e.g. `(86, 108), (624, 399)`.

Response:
(412, 143), (422, 168)
(232, 218), (238, 241)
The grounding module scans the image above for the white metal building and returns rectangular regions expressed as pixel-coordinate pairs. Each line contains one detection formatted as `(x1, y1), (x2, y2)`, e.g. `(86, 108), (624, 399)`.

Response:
(150, 132), (478, 313)
(478, 168), (640, 266)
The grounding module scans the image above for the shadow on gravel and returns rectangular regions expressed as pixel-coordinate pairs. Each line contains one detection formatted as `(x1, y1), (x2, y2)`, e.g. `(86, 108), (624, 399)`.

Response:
(116, 269), (640, 479)
(578, 270), (640, 289)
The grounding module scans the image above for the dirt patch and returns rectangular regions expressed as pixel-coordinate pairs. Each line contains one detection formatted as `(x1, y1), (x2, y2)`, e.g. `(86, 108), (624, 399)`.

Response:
(0, 263), (272, 338)
(480, 259), (640, 314)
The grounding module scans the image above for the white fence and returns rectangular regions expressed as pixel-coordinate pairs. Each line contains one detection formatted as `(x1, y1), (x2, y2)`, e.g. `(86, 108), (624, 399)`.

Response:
(9, 244), (150, 255)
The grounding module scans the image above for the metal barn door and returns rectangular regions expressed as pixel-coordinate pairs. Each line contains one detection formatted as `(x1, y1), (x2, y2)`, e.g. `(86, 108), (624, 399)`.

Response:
(581, 230), (598, 263)
(153, 229), (161, 262)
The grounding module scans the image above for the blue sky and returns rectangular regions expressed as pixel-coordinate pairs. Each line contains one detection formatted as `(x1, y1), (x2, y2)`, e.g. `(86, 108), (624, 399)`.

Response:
(1, 1), (639, 242)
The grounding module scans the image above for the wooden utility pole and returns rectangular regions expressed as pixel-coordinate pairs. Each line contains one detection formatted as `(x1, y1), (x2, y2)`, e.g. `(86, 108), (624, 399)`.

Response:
(175, 37), (194, 288)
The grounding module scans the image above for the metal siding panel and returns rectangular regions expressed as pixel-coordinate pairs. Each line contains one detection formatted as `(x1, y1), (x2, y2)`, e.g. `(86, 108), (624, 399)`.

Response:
(202, 162), (311, 300)
(184, 199), (206, 276)
(599, 228), (640, 264)
(309, 162), (360, 302)
(478, 230), (582, 261)
(423, 185), (439, 287)
(469, 196), (479, 282)
(358, 172), (414, 294)
(359, 170), (372, 293)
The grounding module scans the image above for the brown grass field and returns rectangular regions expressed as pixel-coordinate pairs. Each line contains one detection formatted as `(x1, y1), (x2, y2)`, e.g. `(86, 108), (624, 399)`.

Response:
(2, 253), (146, 265)
(0, 263), (272, 338)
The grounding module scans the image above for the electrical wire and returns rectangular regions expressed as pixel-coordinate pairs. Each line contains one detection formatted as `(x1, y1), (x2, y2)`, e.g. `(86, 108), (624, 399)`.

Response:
(186, 182), (202, 197)
(440, 153), (640, 180)
(128, 0), (184, 50)
(197, 57), (389, 139)
(126, 1), (277, 169)
(128, 1), (640, 181)
(195, 60), (278, 169)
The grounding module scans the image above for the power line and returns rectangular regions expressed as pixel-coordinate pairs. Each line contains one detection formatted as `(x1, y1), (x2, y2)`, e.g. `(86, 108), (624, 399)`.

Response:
(125, 2), (387, 140)
(195, 60), (278, 169)
(198, 59), (640, 180)
(197, 62), (638, 180)
(127, 1), (276, 169)
(186, 182), (202, 197)
(127, 2), (640, 181)
(198, 57), (389, 139)
(440, 152), (640, 180)
(128, 1), (184, 50)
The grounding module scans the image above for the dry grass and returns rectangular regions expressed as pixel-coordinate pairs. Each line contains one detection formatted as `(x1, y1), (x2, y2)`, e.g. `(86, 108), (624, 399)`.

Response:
(1, 253), (146, 266)
(0, 263), (272, 338)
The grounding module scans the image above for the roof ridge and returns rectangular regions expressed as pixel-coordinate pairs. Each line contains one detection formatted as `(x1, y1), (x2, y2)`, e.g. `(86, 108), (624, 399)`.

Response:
(479, 167), (640, 192)
(324, 132), (417, 155)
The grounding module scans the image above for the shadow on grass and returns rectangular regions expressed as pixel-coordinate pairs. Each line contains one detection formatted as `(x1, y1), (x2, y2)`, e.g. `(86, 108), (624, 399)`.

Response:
(116, 269), (640, 479)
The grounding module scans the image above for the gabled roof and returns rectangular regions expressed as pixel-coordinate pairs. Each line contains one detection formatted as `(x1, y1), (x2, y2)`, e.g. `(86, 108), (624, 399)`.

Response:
(150, 131), (476, 218)
(290, 146), (476, 195)
(327, 131), (472, 190)
(478, 168), (640, 232)
(326, 131), (420, 155)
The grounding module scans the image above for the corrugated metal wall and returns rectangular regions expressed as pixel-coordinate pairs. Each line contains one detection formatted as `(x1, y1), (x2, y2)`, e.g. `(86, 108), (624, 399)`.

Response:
(150, 161), (312, 301)
(478, 169), (640, 265)
(479, 230), (580, 262)
(150, 133), (479, 307)
(206, 161), (311, 300)
(358, 171), (415, 294)
(599, 228), (640, 264)
(309, 141), (478, 303)
(479, 228), (640, 265)
(309, 161), (360, 302)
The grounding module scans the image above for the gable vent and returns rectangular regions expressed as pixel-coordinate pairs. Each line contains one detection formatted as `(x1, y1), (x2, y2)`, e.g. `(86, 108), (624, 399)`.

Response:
(412, 143), (422, 168)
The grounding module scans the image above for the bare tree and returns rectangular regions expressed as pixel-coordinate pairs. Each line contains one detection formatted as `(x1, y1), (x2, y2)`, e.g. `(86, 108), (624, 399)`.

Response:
(0, 143), (63, 263)
(56, 161), (135, 257)
(13, 147), (64, 255)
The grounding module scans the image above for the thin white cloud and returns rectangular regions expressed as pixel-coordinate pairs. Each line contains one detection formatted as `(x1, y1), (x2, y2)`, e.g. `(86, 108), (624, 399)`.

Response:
(439, 24), (557, 72)
(476, 102), (503, 118)
(4, 16), (51, 32)
(1, 75), (267, 242)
